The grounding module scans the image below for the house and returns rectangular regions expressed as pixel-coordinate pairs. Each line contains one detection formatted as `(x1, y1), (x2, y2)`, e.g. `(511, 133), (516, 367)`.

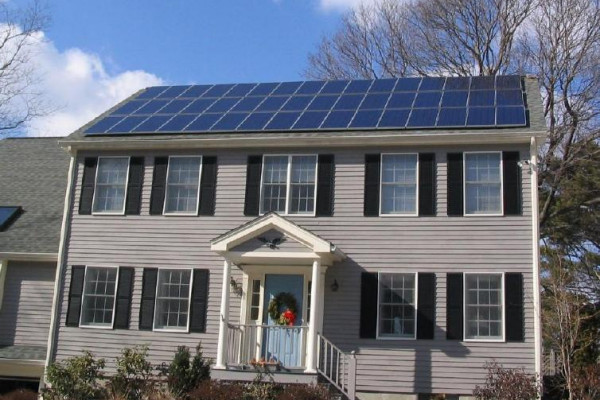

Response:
(0, 138), (69, 393)
(46, 76), (545, 399)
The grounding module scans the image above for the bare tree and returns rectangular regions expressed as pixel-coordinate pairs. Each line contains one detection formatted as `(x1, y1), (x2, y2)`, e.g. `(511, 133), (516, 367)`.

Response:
(0, 0), (49, 137)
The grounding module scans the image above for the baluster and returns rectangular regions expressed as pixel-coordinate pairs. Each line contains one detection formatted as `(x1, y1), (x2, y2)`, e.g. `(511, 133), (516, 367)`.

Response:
(336, 350), (340, 385)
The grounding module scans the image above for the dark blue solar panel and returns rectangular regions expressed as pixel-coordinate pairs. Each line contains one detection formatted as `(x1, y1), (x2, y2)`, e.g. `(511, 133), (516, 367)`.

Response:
(296, 81), (325, 95)
(256, 96), (289, 111)
(350, 110), (383, 128)
(185, 113), (222, 131)
(496, 75), (521, 90)
(112, 100), (147, 115)
(160, 99), (193, 114)
(185, 98), (217, 114)
(387, 92), (415, 108)
(202, 84), (235, 97)
(248, 82), (279, 96)
(467, 107), (495, 126)
(272, 81), (302, 95)
(237, 112), (274, 130)
(496, 90), (523, 106)
(108, 116), (147, 132)
(211, 113), (249, 131)
(437, 108), (467, 127)
(360, 93), (390, 110)
(334, 94), (364, 110)
(158, 114), (197, 132)
(183, 85), (212, 97)
(86, 116), (124, 133)
(420, 77), (445, 91)
(321, 80), (349, 94)
(469, 90), (495, 106)
(407, 108), (439, 127)
(496, 106), (526, 125)
(265, 112), (301, 130)
(321, 110), (355, 129)
(132, 115), (172, 132)
(231, 96), (263, 112)
(344, 80), (372, 94)
(394, 78), (420, 91)
(226, 83), (257, 97)
(136, 86), (168, 99)
(369, 79), (396, 92)
(133, 100), (169, 114)
(471, 76), (495, 90)
(378, 109), (410, 128)
(0, 206), (20, 230)
(293, 111), (328, 129)
(307, 95), (339, 111)
(282, 96), (313, 111)
(206, 97), (239, 113)
(156, 86), (190, 98)
(444, 77), (470, 90)
(414, 92), (442, 108)
(441, 91), (468, 107)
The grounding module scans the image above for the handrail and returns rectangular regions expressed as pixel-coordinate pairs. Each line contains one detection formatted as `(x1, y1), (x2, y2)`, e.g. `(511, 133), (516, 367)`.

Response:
(317, 334), (356, 400)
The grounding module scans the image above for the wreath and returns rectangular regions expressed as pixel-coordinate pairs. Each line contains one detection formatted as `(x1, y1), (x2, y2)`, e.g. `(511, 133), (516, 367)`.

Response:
(267, 292), (298, 326)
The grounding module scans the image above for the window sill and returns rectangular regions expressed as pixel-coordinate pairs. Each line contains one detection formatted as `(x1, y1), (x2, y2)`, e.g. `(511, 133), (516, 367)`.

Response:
(376, 336), (417, 341)
(463, 338), (505, 343)
(463, 213), (504, 217)
(91, 211), (126, 216)
(78, 324), (114, 330)
(152, 327), (190, 333)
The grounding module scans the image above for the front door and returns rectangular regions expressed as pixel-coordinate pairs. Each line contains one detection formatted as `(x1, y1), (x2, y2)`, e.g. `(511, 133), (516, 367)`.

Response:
(262, 274), (304, 367)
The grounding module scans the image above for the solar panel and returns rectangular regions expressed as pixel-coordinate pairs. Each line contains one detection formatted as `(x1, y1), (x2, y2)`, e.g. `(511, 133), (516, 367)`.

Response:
(85, 75), (529, 135)
(0, 206), (21, 231)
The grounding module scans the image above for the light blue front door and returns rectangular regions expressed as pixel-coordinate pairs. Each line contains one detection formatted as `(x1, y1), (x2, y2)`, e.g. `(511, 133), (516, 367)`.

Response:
(262, 274), (304, 367)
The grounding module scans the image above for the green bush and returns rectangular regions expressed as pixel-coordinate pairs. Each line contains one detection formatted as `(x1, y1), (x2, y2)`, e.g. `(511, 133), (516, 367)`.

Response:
(187, 380), (246, 400)
(107, 346), (155, 400)
(473, 361), (540, 400)
(274, 384), (334, 400)
(43, 351), (106, 400)
(158, 344), (211, 399)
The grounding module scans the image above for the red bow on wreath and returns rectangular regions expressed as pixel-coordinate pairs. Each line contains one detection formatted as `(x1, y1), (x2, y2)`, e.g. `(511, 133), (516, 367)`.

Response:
(279, 309), (297, 326)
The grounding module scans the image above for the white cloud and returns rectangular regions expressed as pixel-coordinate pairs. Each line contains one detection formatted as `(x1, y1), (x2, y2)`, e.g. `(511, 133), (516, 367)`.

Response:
(23, 32), (164, 137)
(318, 0), (384, 12)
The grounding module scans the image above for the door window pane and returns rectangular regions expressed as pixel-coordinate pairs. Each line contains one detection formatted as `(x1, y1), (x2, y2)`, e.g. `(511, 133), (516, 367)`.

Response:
(465, 153), (502, 214)
(465, 274), (503, 340)
(93, 157), (129, 213)
(381, 154), (418, 214)
(164, 157), (202, 214)
(378, 273), (416, 338)
(80, 267), (118, 327)
(154, 269), (192, 331)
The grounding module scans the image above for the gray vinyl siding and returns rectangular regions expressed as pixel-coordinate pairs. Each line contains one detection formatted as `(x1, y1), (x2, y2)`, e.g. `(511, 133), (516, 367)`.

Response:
(0, 261), (56, 347)
(54, 143), (534, 395)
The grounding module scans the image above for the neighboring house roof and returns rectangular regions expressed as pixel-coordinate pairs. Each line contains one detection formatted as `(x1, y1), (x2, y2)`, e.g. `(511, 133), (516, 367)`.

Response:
(0, 138), (70, 255)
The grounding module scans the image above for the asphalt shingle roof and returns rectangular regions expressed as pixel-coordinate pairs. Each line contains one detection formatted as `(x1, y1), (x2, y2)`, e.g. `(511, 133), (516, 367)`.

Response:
(0, 138), (70, 254)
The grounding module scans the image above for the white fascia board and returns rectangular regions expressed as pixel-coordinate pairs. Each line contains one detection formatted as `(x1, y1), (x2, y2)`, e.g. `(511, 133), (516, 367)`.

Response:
(0, 252), (58, 262)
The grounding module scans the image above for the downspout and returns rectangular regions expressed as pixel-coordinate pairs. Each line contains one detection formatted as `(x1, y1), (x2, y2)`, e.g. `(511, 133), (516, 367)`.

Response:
(530, 137), (542, 381)
(42, 148), (77, 387)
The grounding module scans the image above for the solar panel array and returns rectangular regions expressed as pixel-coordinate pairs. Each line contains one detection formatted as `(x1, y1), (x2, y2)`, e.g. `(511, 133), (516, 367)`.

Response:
(84, 75), (528, 135)
(0, 206), (21, 231)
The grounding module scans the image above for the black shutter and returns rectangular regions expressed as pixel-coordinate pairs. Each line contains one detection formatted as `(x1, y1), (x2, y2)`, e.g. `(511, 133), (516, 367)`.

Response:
(446, 273), (464, 340)
(150, 157), (168, 215)
(66, 266), (85, 327)
(364, 154), (381, 217)
(199, 156), (218, 216)
(244, 155), (263, 216)
(503, 152), (522, 216)
(139, 268), (158, 330)
(190, 269), (210, 333)
(417, 273), (436, 340)
(360, 272), (378, 338)
(447, 153), (464, 216)
(419, 153), (436, 216)
(505, 273), (524, 342)
(114, 267), (134, 330)
(316, 154), (335, 216)
(125, 157), (144, 215)
(79, 158), (98, 215)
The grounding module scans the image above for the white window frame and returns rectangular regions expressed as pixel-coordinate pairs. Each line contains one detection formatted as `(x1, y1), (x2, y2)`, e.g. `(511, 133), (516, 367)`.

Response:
(79, 265), (119, 329)
(463, 272), (505, 342)
(379, 153), (419, 217)
(152, 268), (194, 333)
(376, 272), (418, 340)
(162, 155), (203, 216)
(259, 154), (318, 216)
(463, 151), (504, 216)
(91, 156), (130, 215)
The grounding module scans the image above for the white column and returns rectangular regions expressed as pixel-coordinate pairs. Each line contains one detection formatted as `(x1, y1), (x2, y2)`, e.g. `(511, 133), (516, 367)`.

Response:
(215, 259), (232, 369)
(530, 137), (543, 380)
(305, 259), (321, 373)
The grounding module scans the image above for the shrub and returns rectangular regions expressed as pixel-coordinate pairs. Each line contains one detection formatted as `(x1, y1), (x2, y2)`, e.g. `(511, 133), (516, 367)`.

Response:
(571, 364), (600, 400)
(0, 390), (38, 400)
(158, 344), (211, 399)
(107, 346), (155, 400)
(473, 361), (540, 400)
(275, 384), (334, 400)
(187, 380), (245, 400)
(43, 351), (106, 400)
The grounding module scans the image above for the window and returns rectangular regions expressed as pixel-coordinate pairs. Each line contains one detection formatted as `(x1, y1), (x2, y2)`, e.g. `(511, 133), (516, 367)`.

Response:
(378, 273), (416, 339)
(164, 156), (202, 214)
(380, 154), (418, 215)
(260, 155), (317, 215)
(154, 269), (192, 331)
(464, 152), (502, 215)
(250, 279), (261, 321)
(93, 157), (129, 214)
(80, 267), (118, 327)
(465, 274), (504, 340)
(307, 280), (312, 322)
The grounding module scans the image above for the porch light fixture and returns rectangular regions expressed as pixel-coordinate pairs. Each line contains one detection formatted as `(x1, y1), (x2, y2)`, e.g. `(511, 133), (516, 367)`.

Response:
(330, 279), (339, 292)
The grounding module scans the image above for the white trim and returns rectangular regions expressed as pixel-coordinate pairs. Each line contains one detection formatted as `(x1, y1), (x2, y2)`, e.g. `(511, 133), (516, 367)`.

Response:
(375, 271), (418, 341)
(152, 268), (193, 333)
(379, 153), (419, 217)
(259, 154), (318, 217)
(530, 136), (542, 378)
(0, 259), (7, 309)
(78, 265), (119, 329)
(162, 155), (203, 216)
(91, 156), (131, 215)
(463, 272), (506, 343)
(463, 151), (504, 216)
(0, 252), (58, 262)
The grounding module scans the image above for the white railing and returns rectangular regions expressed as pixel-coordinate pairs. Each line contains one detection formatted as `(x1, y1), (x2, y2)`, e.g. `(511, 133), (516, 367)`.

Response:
(317, 334), (356, 400)
(227, 323), (308, 368)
